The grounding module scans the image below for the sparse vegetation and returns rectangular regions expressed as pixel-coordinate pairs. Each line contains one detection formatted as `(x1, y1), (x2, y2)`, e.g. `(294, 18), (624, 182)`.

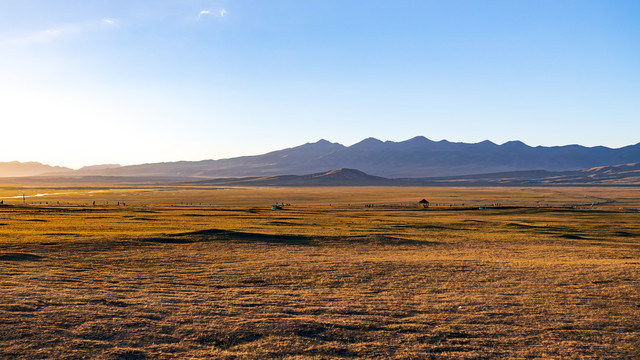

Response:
(1, 186), (639, 359)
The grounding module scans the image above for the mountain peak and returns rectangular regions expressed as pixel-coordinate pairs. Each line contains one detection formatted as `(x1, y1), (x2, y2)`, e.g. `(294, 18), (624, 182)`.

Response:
(502, 140), (527, 147)
(352, 137), (383, 146)
(362, 137), (383, 143)
(405, 136), (434, 143)
(303, 139), (343, 147)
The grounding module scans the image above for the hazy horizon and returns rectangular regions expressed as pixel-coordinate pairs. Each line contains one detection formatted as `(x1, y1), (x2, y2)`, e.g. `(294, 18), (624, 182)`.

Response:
(2, 1), (639, 168)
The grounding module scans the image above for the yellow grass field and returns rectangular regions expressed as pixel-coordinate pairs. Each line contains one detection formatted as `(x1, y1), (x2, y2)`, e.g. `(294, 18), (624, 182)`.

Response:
(1, 185), (639, 359)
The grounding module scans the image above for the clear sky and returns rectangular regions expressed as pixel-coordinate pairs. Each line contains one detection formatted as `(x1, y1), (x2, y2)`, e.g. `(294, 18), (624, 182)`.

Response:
(1, 1), (639, 168)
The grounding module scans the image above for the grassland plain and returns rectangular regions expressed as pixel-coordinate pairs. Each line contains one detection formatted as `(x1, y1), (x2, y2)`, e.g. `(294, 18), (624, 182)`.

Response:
(0, 186), (639, 359)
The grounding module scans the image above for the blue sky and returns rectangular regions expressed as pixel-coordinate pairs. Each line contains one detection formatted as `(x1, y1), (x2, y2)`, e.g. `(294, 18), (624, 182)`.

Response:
(1, 1), (639, 168)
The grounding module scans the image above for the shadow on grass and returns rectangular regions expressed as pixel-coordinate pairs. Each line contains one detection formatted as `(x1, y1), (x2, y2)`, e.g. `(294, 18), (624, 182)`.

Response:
(190, 319), (360, 356)
(505, 222), (594, 240)
(109, 348), (147, 360)
(504, 222), (545, 230)
(614, 231), (637, 237)
(0, 253), (43, 261)
(393, 224), (463, 231)
(143, 229), (431, 246)
(559, 234), (587, 240)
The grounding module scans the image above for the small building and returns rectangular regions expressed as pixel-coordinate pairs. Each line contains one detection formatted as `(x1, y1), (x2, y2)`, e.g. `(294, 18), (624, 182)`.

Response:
(419, 199), (429, 208)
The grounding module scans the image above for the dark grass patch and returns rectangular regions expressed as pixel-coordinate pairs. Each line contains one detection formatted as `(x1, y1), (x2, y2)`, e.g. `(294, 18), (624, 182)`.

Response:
(0, 253), (42, 261)
(614, 231), (637, 237)
(269, 221), (298, 225)
(143, 237), (194, 244)
(559, 234), (587, 240)
(591, 280), (615, 284)
(350, 235), (432, 246)
(1, 304), (41, 312)
(505, 223), (591, 238)
(142, 229), (430, 246)
(109, 348), (147, 360)
(130, 217), (157, 221)
(21, 206), (120, 213)
(393, 224), (457, 230)
(209, 208), (263, 213)
(88, 298), (132, 307)
(43, 233), (82, 236)
(190, 328), (264, 348)
(25, 219), (47, 222)
(146, 229), (316, 245)
(504, 222), (546, 230)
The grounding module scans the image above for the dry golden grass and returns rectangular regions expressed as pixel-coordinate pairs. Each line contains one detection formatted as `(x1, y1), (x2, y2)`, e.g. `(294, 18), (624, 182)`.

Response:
(0, 186), (639, 359)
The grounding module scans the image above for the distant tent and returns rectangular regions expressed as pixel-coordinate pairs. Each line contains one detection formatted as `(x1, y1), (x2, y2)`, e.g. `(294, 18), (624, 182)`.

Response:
(419, 199), (429, 208)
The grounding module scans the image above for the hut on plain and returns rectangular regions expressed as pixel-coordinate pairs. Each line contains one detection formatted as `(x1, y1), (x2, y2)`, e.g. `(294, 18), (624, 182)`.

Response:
(419, 199), (430, 208)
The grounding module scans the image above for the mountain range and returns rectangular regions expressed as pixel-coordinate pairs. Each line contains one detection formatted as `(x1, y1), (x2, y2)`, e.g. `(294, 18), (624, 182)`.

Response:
(186, 163), (640, 187)
(2, 137), (640, 181)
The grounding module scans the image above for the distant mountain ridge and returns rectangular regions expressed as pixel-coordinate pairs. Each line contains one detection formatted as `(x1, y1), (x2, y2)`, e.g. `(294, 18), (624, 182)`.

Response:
(0, 161), (72, 178)
(3, 137), (640, 179)
(61, 136), (640, 178)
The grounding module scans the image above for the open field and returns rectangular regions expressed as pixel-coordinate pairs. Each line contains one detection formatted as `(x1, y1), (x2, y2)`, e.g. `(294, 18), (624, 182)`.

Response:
(1, 186), (639, 359)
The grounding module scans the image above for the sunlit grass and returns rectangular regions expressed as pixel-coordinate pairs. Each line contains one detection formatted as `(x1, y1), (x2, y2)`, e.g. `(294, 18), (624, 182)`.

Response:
(0, 186), (639, 358)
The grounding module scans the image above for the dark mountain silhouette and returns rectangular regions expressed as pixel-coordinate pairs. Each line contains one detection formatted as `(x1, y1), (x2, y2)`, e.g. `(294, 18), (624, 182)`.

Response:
(313, 136), (640, 177)
(0, 161), (72, 178)
(59, 136), (640, 178)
